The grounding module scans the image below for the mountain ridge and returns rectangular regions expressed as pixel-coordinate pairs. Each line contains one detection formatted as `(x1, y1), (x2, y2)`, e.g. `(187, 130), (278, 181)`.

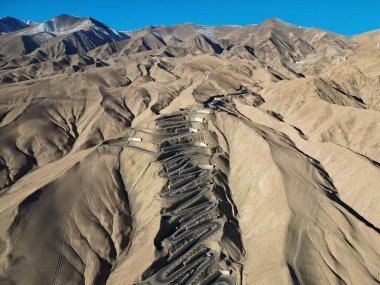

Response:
(0, 16), (30, 34)
(0, 14), (357, 83)
(0, 13), (379, 285)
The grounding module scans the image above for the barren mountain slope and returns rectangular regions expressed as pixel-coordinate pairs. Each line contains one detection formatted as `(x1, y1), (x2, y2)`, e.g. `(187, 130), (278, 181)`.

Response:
(0, 15), (379, 285)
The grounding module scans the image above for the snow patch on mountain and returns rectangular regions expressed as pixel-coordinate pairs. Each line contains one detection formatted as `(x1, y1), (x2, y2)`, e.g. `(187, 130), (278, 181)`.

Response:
(196, 26), (216, 40)
(22, 20), (38, 25)
(18, 17), (92, 36)
(16, 14), (127, 41)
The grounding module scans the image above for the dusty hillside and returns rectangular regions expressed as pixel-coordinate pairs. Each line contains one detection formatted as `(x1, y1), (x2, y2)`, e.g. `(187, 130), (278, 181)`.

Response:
(0, 14), (379, 285)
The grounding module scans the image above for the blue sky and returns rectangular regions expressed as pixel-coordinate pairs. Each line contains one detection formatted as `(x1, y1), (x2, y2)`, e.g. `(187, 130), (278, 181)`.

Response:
(1, 0), (379, 35)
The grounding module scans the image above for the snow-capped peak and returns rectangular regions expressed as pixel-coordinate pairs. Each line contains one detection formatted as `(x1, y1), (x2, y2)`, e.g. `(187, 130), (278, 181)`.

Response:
(17, 14), (91, 36)
(22, 19), (38, 26)
(16, 14), (127, 40)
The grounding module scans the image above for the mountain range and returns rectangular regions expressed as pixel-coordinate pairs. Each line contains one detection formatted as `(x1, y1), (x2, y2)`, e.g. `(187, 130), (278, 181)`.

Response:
(0, 14), (379, 285)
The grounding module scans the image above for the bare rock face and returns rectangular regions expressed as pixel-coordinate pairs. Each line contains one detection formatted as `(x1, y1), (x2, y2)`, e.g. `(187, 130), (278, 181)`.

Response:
(0, 15), (379, 285)
(0, 17), (30, 35)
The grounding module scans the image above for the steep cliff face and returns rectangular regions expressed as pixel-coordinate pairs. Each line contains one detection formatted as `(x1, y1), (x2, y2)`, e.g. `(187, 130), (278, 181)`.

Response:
(0, 15), (379, 285)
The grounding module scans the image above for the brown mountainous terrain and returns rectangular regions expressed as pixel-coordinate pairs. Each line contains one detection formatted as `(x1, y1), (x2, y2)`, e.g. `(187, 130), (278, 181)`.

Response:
(0, 14), (379, 285)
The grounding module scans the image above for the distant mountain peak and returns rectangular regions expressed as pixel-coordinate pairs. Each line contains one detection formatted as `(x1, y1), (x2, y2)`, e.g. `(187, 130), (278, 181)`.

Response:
(0, 16), (29, 34)
(54, 13), (79, 19)
(13, 14), (127, 41)
(1, 16), (16, 21)
(22, 19), (38, 26)
(41, 14), (90, 33)
(258, 18), (297, 29)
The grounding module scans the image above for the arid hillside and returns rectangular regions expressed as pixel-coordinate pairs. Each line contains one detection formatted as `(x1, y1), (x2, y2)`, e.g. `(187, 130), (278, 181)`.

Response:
(0, 14), (379, 285)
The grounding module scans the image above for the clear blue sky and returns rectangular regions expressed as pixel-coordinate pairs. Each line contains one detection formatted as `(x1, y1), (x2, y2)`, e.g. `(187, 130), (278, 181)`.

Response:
(1, 0), (379, 35)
